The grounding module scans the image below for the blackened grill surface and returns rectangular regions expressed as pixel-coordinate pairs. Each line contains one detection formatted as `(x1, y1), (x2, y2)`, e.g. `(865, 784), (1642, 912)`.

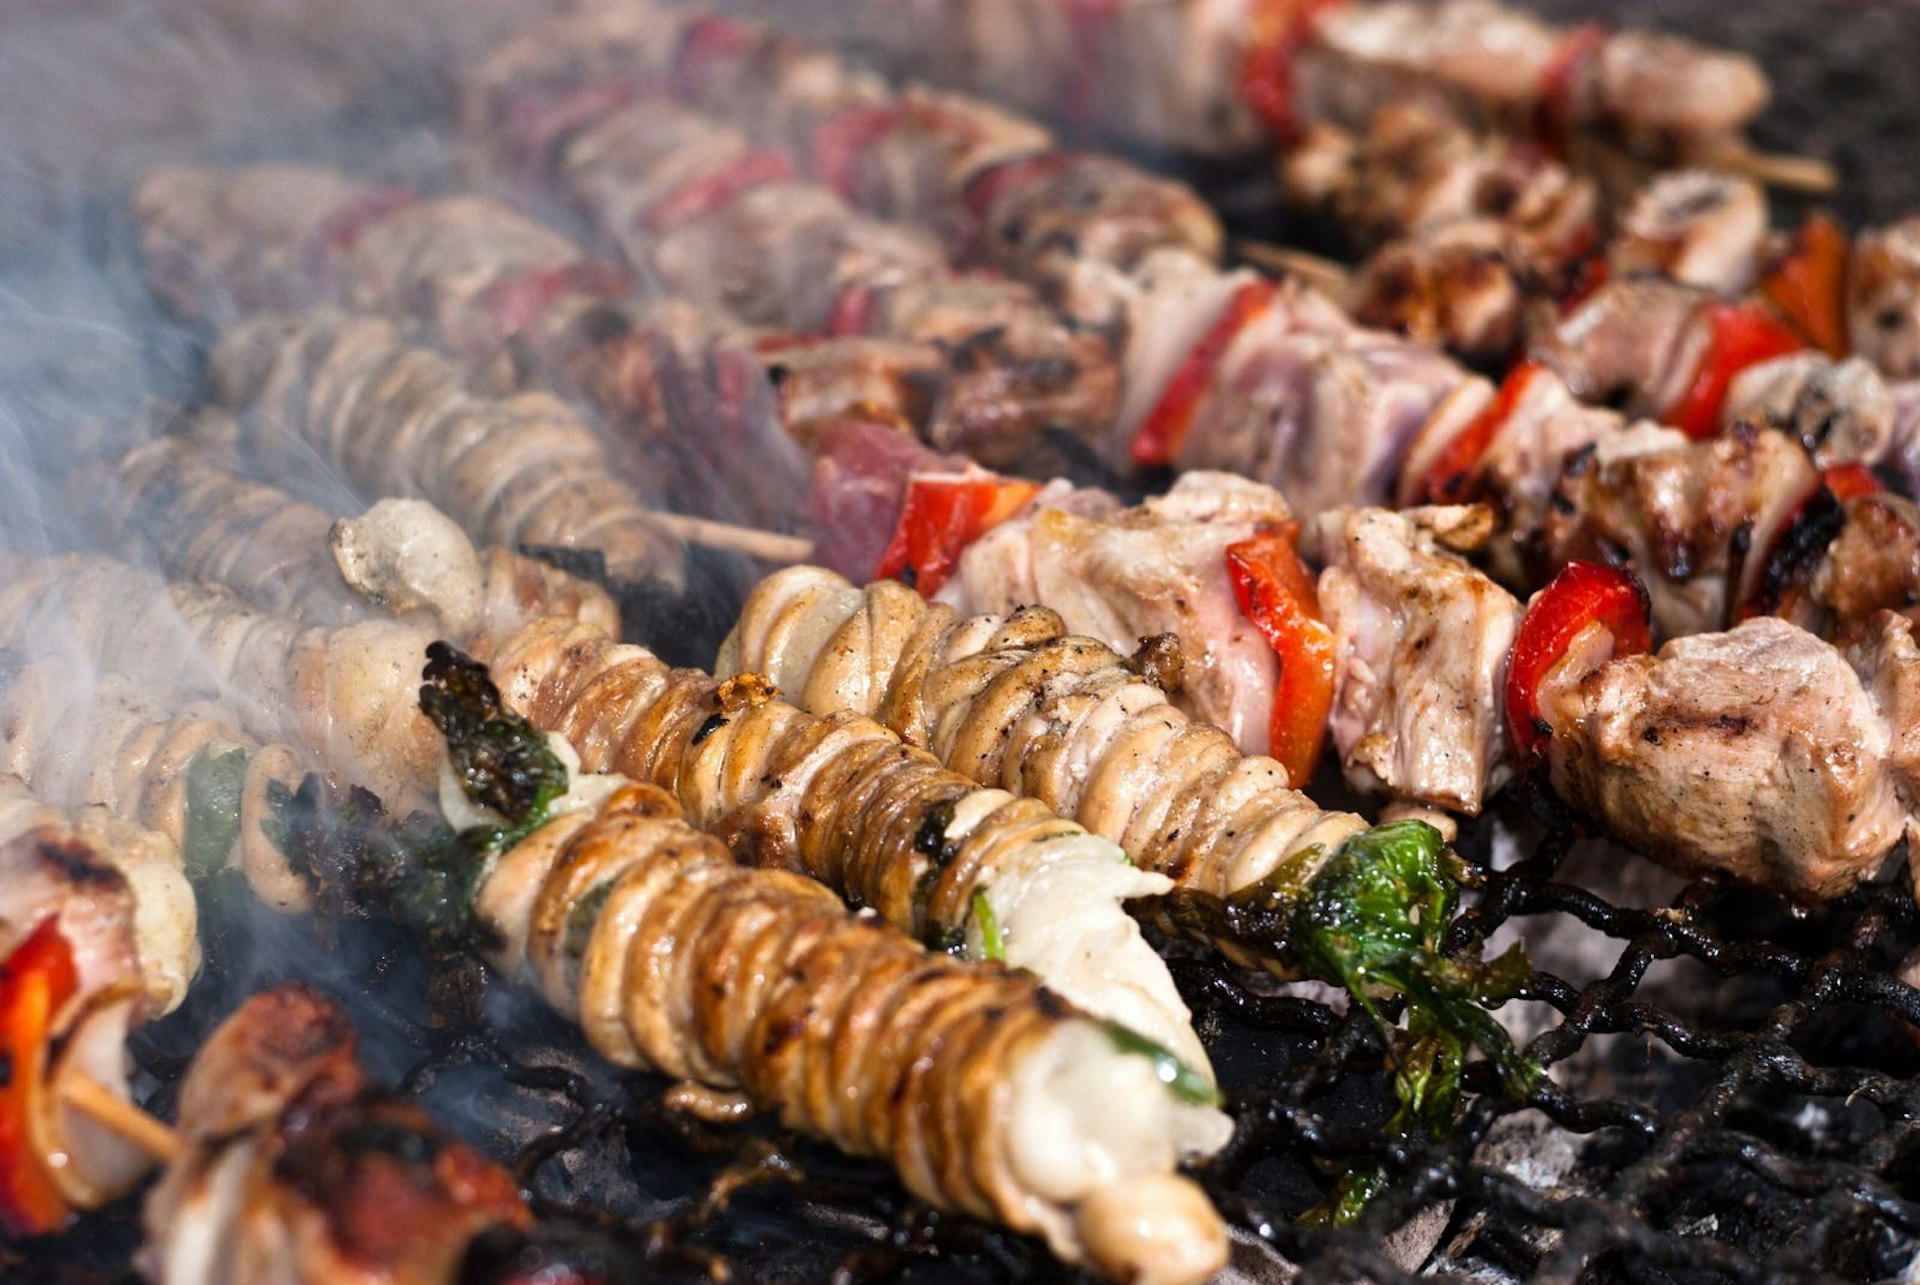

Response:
(8, 3), (1920, 1284)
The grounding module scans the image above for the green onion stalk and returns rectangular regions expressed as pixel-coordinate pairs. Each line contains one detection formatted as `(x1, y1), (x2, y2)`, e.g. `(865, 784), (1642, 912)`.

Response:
(1167, 820), (1538, 1223)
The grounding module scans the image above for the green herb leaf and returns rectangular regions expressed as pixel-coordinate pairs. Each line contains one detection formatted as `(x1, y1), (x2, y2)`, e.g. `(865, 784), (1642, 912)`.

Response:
(1282, 821), (1539, 1227)
(971, 887), (1004, 963)
(182, 746), (249, 879)
(419, 641), (567, 837)
(1100, 1020), (1221, 1108)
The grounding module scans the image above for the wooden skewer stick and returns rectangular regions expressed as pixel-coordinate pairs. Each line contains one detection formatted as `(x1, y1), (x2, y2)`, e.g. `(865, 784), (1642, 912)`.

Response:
(62, 1073), (184, 1166)
(653, 513), (816, 564)
(1712, 147), (1838, 196)
(1234, 239), (1355, 301)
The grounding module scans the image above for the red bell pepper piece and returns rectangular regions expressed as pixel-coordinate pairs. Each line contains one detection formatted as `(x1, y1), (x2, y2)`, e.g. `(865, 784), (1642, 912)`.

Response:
(1241, 0), (1344, 144)
(811, 106), (902, 200)
(671, 15), (758, 101)
(1505, 562), (1652, 765)
(0, 918), (78, 1238)
(477, 261), (632, 343)
(640, 150), (796, 233)
(1821, 462), (1883, 502)
(1132, 279), (1278, 468)
(1064, 0), (1122, 132)
(1225, 523), (1336, 788)
(1533, 21), (1608, 154)
(1660, 303), (1806, 440)
(875, 474), (1042, 596)
(1760, 213), (1851, 359)
(825, 283), (877, 338)
(1417, 362), (1546, 504)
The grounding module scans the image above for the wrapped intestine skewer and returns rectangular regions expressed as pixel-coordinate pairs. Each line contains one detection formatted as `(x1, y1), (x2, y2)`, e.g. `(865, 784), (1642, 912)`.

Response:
(0, 551), (1211, 1086)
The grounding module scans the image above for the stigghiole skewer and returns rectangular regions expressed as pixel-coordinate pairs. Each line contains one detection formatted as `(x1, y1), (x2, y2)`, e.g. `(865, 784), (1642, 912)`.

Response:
(0, 550), (1214, 1092)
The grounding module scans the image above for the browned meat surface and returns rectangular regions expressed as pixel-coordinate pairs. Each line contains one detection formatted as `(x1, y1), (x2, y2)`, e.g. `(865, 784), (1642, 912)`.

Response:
(1528, 278), (1704, 416)
(1316, 506), (1519, 814)
(1849, 216), (1920, 379)
(1351, 218), (1526, 362)
(1538, 616), (1906, 902)
(1812, 492), (1920, 644)
(143, 985), (530, 1285)
(941, 471), (1292, 756)
(1612, 170), (1768, 296)
(1542, 425), (1817, 637)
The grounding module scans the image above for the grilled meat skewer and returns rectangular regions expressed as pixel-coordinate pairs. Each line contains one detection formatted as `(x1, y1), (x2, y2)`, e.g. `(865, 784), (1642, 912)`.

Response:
(142, 984), (531, 1284)
(0, 778), (198, 1234)
(461, 5), (1471, 517)
(552, 96), (1120, 466)
(736, 0), (1772, 178)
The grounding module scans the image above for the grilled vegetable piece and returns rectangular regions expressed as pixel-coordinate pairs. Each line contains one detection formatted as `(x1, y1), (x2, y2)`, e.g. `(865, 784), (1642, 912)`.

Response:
(207, 309), (685, 588)
(717, 566), (1532, 1088)
(1506, 561), (1652, 766)
(1223, 522), (1335, 787)
(361, 650), (1231, 1282)
(0, 919), (79, 1238)
(874, 471), (1041, 595)
(142, 984), (531, 1284)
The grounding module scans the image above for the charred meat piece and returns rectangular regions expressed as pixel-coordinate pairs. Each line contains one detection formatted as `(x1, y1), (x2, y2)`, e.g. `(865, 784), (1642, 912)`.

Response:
(940, 471), (1292, 757)
(1849, 217), (1920, 379)
(1316, 506), (1519, 815)
(1538, 616), (1906, 903)
(1612, 170), (1768, 297)
(142, 984), (530, 1285)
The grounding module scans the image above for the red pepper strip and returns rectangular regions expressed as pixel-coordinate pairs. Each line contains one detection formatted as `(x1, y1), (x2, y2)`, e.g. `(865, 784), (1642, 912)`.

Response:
(1823, 462), (1883, 502)
(1225, 523), (1336, 788)
(959, 152), (1079, 258)
(1760, 213), (1851, 359)
(1418, 361), (1546, 504)
(1132, 280), (1279, 468)
(1505, 562), (1652, 765)
(1661, 303), (1806, 440)
(1532, 21), (1608, 156)
(640, 150), (796, 233)
(0, 919), (78, 1238)
(1241, 0), (1343, 144)
(671, 15), (758, 101)
(825, 283), (878, 338)
(478, 261), (632, 342)
(306, 185), (412, 278)
(811, 106), (902, 201)
(1064, 0), (1122, 134)
(875, 474), (1042, 597)
(500, 81), (638, 188)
